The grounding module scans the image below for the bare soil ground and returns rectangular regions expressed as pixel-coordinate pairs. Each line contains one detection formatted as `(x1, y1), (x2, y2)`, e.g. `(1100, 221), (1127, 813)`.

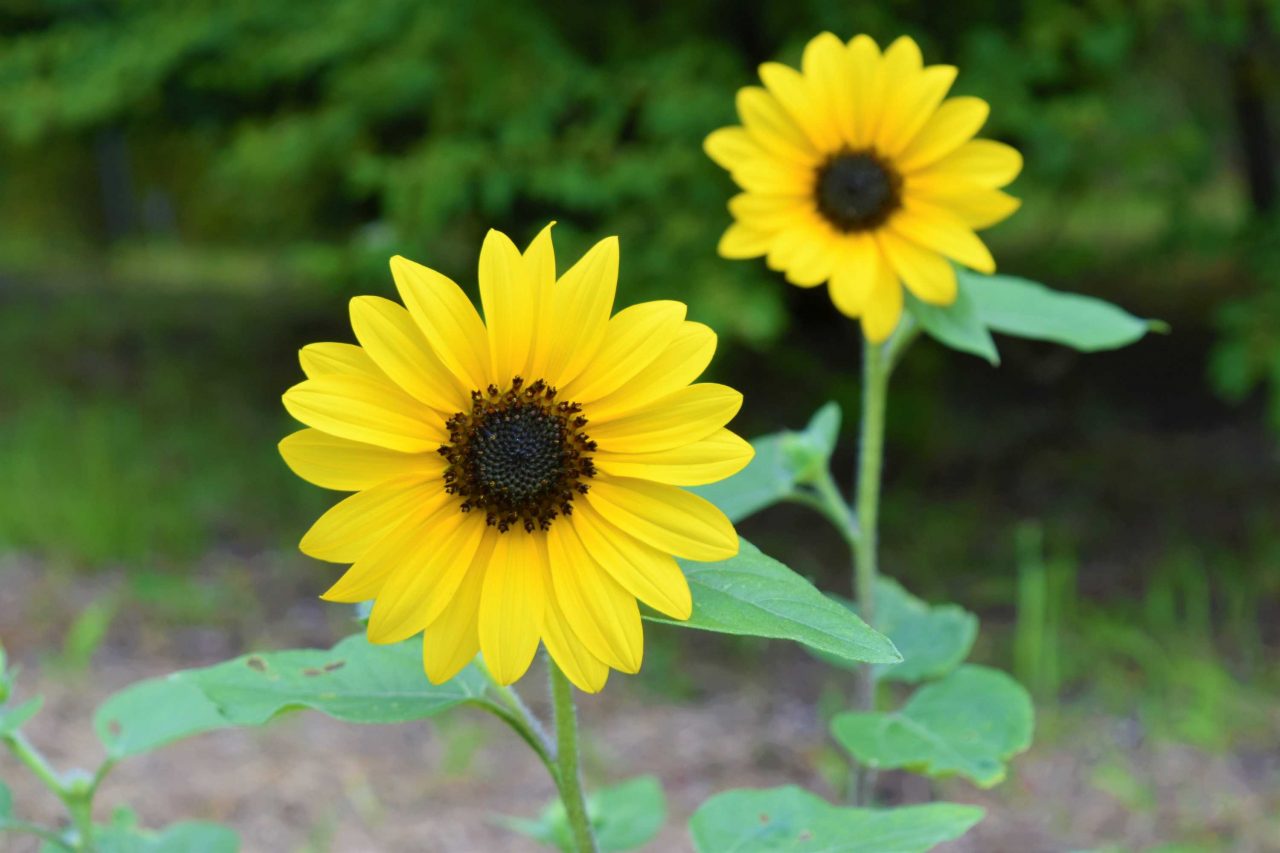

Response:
(2, 554), (1277, 853)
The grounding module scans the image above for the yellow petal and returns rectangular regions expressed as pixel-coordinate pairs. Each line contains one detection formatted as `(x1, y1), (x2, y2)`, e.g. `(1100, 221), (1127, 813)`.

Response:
(478, 229), (534, 388)
(570, 500), (693, 620)
(736, 86), (821, 166)
(718, 222), (773, 259)
(321, 492), (454, 602)
(479, 532), (546, 685)
(897, 96), (990, 173)
(542, 236), (618, 388)
(349, 296), (467, 413)
(299, 343), (383, 382)
(585, 322), (716, 422)
(546, 521), (644, 673)
(876, 65), (957, 157)
(802, 32), (857, 148)
(828, 234), (881, 318)
(772, 222), (840, 286)
(421, 542), (487, 685)
(562, 301), (685, 404)
(876, 228), (957, 306)
(593, 429), (753, 486)
(846, 34), (883, 147)
(728, 193), (814, 232)
(861, 261), (904, 343)
(864, 35), (923, 145)
(283, 374), (446, 453)
(764, 214), (832, 281)
(759, 61), (841, 152)
(704, 126), (764, 172)
(913, 139), (1023, 188)
(300, 476), (444, 564)
(279, 428), (443, 492)
(706, 128), (816, 194)
(588, 383), (742, 453)
(908, 181), (1021, 230)
(586, 476), (739, 563)
(522, 222), (558, 380)
(892, 205), (996, 273)
(390, 255), (490, 392)
(542, 587), (610, 693)
(366, 510), (487, 644)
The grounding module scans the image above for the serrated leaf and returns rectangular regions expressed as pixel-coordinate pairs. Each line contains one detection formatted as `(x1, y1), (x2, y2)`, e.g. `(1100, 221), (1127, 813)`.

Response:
(962, 270), (1160, 351)
(907, 286), (1000, 365)
(498, 776), (665, 852)
(831, 665), (1034, 787)
(692, 403), (842, 522)
(811, 580), (977, 683)
(645, 540), (900, 665)
(0, 696), (43, 736)
(689, 786), (983, 852)
(96, 635), (489, 758)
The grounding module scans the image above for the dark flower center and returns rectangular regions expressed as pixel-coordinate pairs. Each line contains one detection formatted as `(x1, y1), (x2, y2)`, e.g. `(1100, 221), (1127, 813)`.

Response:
(439, 377), (595, 533)
(815, 151), (902, 232)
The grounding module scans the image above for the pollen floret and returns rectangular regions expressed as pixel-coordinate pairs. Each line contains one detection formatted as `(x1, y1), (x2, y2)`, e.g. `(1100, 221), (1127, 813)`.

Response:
(439, 376), (596, 533)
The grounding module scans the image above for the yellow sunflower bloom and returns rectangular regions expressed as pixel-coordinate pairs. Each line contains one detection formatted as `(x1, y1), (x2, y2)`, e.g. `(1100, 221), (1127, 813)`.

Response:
(280, 225), (752, 693)
(705, 33), (1023, 342)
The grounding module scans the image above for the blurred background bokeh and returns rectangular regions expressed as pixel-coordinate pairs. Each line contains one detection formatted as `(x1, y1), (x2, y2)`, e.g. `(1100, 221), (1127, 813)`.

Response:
(1, 2), (1277, 850)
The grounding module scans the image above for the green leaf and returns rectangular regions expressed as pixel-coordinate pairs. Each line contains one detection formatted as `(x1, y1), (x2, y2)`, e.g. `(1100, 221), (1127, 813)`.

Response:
(811, 580), (977, 683)
(692, 403), (842, 522)
(41, 818), (240, 853)
(646, 540), (900, 665)
(962, 270), (1160, 351)
(689, 786), (983, 852)
(95, 678), (229, 759)
(831, 665), (1034, 787)
(907, 286), (1000, 365)
(0, 696), (43, 736)
(183, 634), (489, 726)
(96, 635), (489, 758)
(498, 776), (666, 852)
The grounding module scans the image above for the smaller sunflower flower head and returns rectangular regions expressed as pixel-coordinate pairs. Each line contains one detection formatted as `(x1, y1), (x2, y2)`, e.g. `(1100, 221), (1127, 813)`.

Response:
(280, 225), (753, 692)
(706, 33), (1023, 342)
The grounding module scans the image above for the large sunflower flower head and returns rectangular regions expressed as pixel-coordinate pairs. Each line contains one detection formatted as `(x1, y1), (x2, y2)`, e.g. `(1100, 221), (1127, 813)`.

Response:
(280, 225), (753, 693)
(705, 33), (1023, 343)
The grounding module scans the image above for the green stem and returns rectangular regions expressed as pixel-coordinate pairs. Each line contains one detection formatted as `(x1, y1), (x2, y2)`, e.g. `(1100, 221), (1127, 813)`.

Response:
(65, 795), (94, 851)
(548, 660), (597, 853)
(2, 731), (95, 849)
(851, 334), (891, 805)
(2, 731), (64, 796)
(474, 660), (556, 777)
(809, 466), (859, 548)
(1, 824), (75, 850)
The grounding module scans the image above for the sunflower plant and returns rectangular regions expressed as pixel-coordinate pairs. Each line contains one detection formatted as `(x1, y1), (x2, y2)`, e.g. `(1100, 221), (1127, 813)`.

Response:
(0, 30), (1167, 853)
(685, 30), (1163, 847)
(0, 227), (900, 852)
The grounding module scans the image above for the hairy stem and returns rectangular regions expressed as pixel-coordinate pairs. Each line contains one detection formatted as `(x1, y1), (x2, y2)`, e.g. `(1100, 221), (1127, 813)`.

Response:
(851, 335), (891, 804)
(548, 661), (597, 853)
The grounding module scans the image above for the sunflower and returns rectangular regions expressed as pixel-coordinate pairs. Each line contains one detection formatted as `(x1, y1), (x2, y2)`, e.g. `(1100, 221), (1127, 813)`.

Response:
(280, 226), (752, 692)
(705, 33), (1023, 342)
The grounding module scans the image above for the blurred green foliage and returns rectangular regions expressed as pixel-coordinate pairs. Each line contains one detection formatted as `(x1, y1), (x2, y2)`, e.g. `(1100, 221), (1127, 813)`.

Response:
(0, 0), (1275, 342)
(0, 0), (1277, 563)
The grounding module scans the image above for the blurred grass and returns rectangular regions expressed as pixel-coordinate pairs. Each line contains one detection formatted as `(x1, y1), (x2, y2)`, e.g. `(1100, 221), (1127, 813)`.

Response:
(0, 285), (330, 566)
